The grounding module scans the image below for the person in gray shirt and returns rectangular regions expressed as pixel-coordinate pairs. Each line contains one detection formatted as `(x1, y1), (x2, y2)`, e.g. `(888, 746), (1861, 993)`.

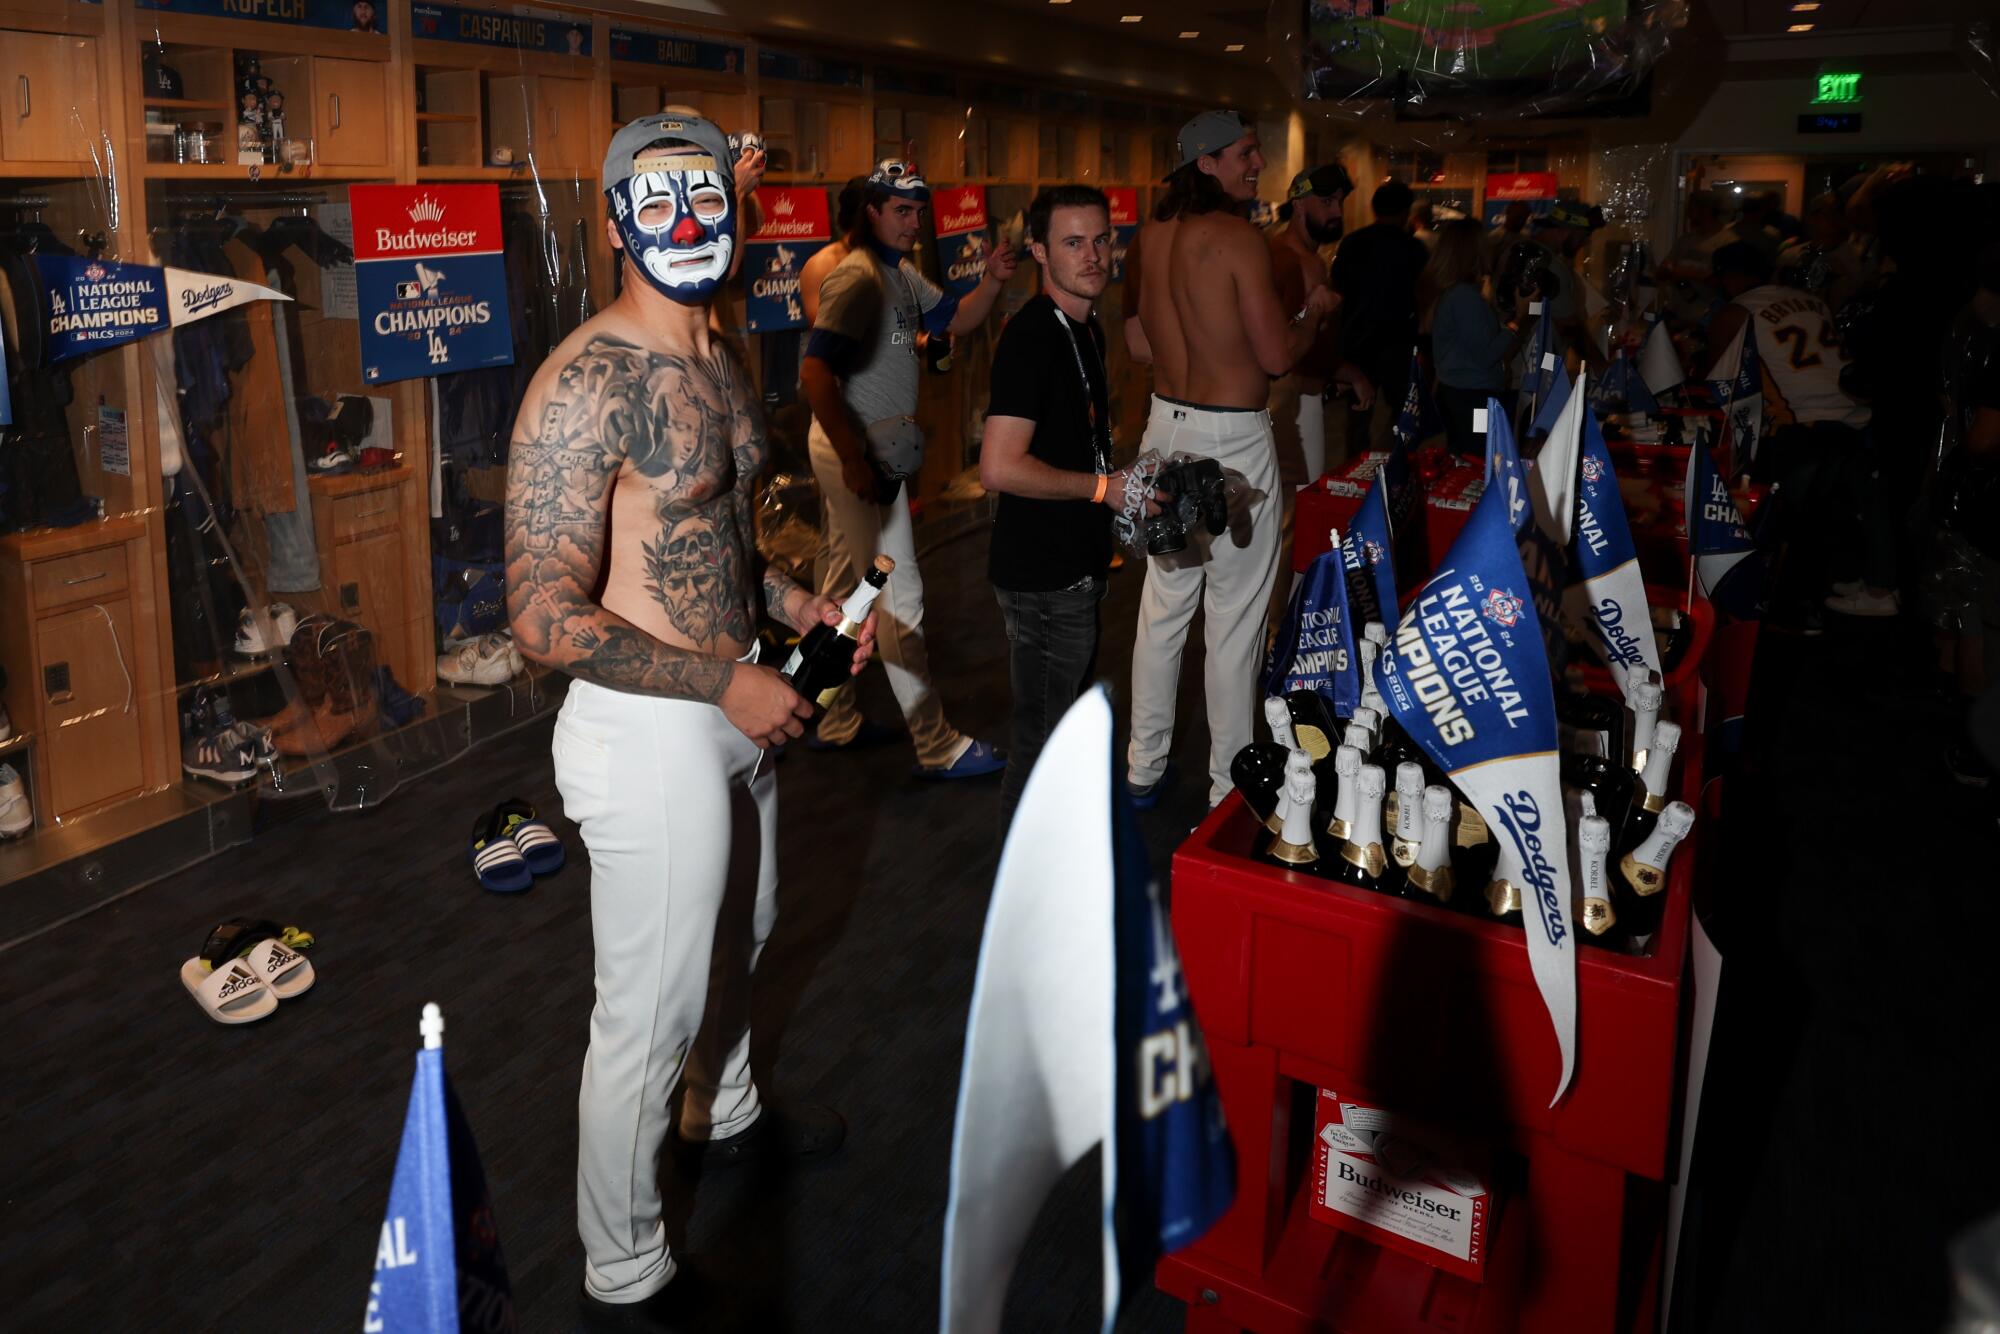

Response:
(799, 160), (1017, 777)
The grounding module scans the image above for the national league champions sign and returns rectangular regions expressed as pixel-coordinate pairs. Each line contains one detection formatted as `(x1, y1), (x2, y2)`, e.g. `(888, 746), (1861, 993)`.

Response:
(934, 185), (991, 298)
(743, 186), (831, 333)
(353, 185), (514, 385)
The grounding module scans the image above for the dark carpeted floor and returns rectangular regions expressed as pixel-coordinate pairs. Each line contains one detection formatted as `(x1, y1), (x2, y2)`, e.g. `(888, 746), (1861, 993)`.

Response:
(4, 518), (1996, 1333)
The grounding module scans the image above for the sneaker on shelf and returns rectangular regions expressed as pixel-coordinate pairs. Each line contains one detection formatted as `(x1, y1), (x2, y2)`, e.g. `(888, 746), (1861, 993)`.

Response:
(0, 763), (31, 837)
(1829, 579), (1864, 598)
(308, 434), (356, 476)
(182, 728), (261, 786)
(233, 602), (299, 658)
(438, 635), (519, 687)
(1825, 587), (1899, 618)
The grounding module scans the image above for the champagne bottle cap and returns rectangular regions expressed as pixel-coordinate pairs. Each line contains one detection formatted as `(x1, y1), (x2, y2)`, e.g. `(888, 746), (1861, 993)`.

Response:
(1334, 745), (1362, 777)
(1632, 680), (1664, 710)
(1352, 705), (1381, 732)
(1651, 720), (1681, 755)
(1342, 723), (1371, 751)
(1364, 621), (1388, 647)
(1579, 813), (1611, 850)
(1658, 800), (1696, 838)
(1285, 748), (1314, 777)
(1395, 762), (1424, 796)
(1263, 696), (1289, 730)
(1356, 763), (1385, 798)
(872, 554), (897, 574)
(1421, 785), (1453, 822)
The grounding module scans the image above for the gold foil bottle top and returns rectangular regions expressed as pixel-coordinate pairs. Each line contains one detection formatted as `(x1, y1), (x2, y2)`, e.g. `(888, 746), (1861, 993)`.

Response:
(1581, 897), (1618, 936)
(1408, 860), (1455, 903)
(872, 555), (897, 575)
(1485, 878), (1524, 916)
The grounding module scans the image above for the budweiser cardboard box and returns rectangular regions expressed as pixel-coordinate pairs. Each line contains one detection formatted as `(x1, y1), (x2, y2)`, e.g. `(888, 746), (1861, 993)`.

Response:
(1310, 1087), (1494, 1282)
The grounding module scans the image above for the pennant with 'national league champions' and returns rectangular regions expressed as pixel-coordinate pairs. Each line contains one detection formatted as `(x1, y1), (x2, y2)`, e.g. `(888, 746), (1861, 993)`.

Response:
(1566, 409), (1663, 693)
(1684, 439), (1760, 616)
(364, 1005), (515, 1334)
(1265, 540), (1360, 716)
(38, 256), (291, 363)
(1342, 458), (1403, 633)
(942, 689), (1231, 1334)
(1371, 483), (1578, 1104)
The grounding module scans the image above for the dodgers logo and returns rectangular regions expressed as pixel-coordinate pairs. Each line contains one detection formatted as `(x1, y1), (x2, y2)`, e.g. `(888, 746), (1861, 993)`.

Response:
(180, 282), (234, 316)
(1592, 597), (1648, 667)
(1481, 587), (1524, 629)
(1493, 791), (1568, 947)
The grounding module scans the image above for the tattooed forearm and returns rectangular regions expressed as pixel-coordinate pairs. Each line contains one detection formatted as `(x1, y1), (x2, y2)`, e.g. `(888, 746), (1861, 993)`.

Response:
(762, 568), (808, 632)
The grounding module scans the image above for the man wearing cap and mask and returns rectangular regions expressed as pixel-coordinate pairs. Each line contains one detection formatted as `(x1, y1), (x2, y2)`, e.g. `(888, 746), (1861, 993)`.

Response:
(799, 159), (1018, 779)
(1123, 110), (1338, 808)
(1525, 200), (1608, 372)
(505, 114), (877, 1328)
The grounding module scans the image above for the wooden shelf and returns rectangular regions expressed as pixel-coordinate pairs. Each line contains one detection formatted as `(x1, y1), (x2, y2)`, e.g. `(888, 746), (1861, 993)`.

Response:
(307, 465), (413, 499)
(141, 163), (389, 181)
(143, 97), (232, 111)
(414, 165), (539, 181)
(415, 112), (478, 124)
(0, 731), (31, 759)
(0, 513), (147, 561)
(0, 161), (102, 180)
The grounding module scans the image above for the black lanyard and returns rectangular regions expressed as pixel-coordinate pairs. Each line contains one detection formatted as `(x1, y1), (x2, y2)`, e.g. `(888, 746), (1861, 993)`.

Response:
(1053, 306), (1110, 476)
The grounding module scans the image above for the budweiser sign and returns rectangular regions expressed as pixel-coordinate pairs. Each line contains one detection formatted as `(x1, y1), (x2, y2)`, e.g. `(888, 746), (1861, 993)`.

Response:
(936, 185), (987, 238)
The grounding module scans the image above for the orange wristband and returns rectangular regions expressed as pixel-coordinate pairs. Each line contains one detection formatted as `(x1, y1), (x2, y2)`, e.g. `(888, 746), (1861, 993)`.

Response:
(1093, 474), (1109, 504)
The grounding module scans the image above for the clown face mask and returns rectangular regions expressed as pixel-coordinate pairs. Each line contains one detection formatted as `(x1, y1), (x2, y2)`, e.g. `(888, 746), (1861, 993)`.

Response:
(608, 145), (735, 304)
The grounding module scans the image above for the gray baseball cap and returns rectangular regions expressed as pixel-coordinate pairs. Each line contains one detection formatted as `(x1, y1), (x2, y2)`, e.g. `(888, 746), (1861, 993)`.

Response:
(1168, 110), (1251, 177)
(603, 113), (735, 193)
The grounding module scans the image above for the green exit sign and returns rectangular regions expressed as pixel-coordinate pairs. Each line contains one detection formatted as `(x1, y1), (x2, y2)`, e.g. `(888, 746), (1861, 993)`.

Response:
(1814, 71), (1862, 104)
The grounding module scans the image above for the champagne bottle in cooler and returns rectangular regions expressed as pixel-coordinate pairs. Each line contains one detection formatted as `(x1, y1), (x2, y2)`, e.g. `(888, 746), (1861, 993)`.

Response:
(1576, 812), (1625, 949)
(1262, 765), (1321, 873)
(1388, 761), (1426, 871)
(1326, 741), (1364, 843)
(1628, 678), (1665, 774)
(1232, 698), (1299, 833)
(1349, 705), (1382, 757)
(1564, 752), (1636, 847)
(782, 556), (892, 706)
(1283, 688), (1342, 764)
(1619, 799), (1695, 944)
(1405, 785), (1457, 906)
(1618, 720), (1682, 856)
(1357, 636), (1388, 720)
(1334, 763), (1389, 894)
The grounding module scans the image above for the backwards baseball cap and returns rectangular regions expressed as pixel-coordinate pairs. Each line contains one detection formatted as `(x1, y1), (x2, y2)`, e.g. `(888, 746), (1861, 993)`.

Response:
(1288, 163), (1353, 202)
(1168, 110), (1250, 177)
(867, 159), (930, 203)
(602, 113), (735, 194)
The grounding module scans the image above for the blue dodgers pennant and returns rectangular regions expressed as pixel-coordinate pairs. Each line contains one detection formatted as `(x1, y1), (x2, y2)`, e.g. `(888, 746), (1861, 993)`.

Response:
(1683, 439), (1761, 617)
(1567, 411), (1663, 691)
(364, 1034), (515, 1333)
(1483, 396), (1531, 536)
(1264, 543), (1360, 715)
(1371, 483), (1579, 1103)
(1530, 359), (1572, 441)
(1110, 747), (1234, 1309)
(1342, 463), (1402, 634)
(38, 256), (291, 363)
(1592, 351), (1658, 417)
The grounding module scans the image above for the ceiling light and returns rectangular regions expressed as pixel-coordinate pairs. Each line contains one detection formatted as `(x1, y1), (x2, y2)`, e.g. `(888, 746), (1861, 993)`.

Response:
(1790, 2), (1820, 9)
(1180, 30), (1199, 38)
(1120, 14), (1142, 21)
(1787, 22), (1814, 31)
(1225, 43), (1245, 51)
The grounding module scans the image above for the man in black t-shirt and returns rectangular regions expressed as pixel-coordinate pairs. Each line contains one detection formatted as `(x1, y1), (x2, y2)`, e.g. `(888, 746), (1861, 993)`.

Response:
(980, 185), (1155, 822)
(1330, 179), (1429, 450)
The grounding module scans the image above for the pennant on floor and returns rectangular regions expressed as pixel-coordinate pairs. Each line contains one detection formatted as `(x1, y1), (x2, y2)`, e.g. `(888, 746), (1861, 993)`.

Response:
(1265, 538), (1360, 716)
(1565, 409), (1664, 693)
(941, 689), (1232, 1334)
(1640, 317), (1683, 396)
(1371, 482), (1578, 1104)
(364, 1005), (514, 1334)
(38, 255), (290, 363)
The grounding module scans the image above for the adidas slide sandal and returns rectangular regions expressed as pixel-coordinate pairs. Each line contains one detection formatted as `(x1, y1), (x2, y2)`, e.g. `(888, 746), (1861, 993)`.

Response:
(470, 816), (533, 893)
(242, 937), (315, 1000)
(181, 956), (277, 1025)
(495, 799), (564, 876)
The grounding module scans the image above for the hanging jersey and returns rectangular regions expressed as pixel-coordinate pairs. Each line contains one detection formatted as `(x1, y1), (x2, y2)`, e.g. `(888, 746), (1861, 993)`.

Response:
(1732, 285), (1870, 430)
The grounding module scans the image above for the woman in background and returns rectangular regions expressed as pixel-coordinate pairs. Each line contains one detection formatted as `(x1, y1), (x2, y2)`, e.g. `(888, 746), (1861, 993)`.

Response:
(1421, 218), (1529, 456)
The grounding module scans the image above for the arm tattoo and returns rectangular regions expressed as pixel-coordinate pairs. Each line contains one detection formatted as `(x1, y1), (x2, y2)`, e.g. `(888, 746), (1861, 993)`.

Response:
(504, 333), (774, 703)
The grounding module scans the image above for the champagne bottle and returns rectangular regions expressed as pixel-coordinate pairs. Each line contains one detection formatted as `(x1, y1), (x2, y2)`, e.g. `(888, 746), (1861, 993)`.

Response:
(1619, 799), (1695, 943)
(1405, 785), (1457, 906)
(1362, 620), (1389, 651)
(1634, 720), (1681, 816)
(1357, 636), (1388, 720)
(1558, 688), (1626, 762)
(1349, 705), (1382, 757)
(1232, 698), (1298, 833)
(1628, 679), (1665, 774)
(782, 556), (892, 706)
(1389, 761), (1425, 870)
(1563, 752), (1636, 848)
(1326, 743), (1363, 843)
(1335, 763), (1389, 893)
(1262, 766), (1321, 872)
(1284, 689), (1341, 763)
(1576, 812), (1624, 949)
